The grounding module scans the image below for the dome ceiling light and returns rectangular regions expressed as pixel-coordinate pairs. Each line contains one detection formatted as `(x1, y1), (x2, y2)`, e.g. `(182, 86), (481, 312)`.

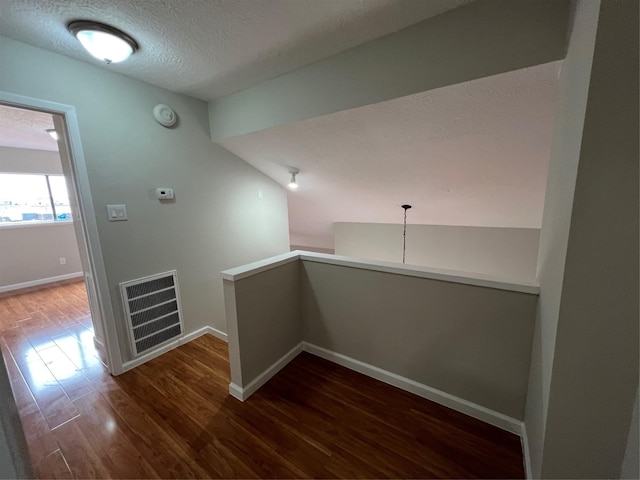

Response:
(68, 20), (138, 64)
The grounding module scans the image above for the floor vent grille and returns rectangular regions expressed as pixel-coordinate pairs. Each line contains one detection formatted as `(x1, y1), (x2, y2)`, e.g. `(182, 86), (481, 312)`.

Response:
(120, 270), (183, 357)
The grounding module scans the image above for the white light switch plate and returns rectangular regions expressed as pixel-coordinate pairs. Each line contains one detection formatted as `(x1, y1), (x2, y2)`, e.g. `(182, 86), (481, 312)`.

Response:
(106, 204), (128, 221)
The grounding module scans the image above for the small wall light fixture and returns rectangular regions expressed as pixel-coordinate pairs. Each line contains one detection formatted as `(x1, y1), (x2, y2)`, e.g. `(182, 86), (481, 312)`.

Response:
(288, 169), (300, 190)
(46, 129), (59, 141)
(68, 20), (138, 64)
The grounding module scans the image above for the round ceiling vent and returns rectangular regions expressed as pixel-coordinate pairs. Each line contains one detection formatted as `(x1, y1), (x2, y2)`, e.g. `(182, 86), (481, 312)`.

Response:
(153, 104), (177, 127)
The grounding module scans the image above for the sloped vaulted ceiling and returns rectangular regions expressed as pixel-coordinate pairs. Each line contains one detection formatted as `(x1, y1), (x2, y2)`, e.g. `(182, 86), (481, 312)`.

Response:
(219, 61), (561, 248)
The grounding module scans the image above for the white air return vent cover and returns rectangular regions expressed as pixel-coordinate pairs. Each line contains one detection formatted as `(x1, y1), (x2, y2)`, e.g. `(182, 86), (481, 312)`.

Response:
(120, 270), (184, 357)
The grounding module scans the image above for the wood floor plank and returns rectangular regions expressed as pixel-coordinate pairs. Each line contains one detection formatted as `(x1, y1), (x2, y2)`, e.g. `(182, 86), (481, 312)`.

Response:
(252, 377), (424, 478)
(96, 380), (212, 479)
(222, 394), (333, 477)
(58, 391), (160, 479)
(36, 344), (95, 401)
(33, 449), (73, 480)
(2, 331), (41, 367)
(1, 341), (60, 465)
(0, 340), (37, 413)
(1, 280), (525, 479)
(51, 416), (114, 479)
(19, 408), (61, 465)
(18, 354), (79, 430)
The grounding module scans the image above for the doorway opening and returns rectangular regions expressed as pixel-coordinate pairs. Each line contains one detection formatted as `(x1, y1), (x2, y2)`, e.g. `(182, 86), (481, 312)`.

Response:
(0, 101), (108, 355)
(0, 92), (122, 377)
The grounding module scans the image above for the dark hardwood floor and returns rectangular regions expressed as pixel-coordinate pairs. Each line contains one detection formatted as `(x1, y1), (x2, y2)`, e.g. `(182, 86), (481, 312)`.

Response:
(0, 281), (525, 478)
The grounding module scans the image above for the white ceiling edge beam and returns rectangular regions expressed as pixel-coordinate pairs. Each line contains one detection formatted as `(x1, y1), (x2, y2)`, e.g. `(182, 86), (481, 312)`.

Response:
(209, 0), (570, 142)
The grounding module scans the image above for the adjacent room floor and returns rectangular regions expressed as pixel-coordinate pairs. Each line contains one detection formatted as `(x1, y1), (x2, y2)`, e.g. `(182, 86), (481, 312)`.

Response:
(0, 281), (525, 478)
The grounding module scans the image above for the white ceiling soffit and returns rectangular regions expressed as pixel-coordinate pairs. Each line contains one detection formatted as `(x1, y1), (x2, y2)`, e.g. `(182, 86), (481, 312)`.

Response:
(0, 0), (473, 101)
(0, 105), (57, 151)
(220, 61), (562, 249)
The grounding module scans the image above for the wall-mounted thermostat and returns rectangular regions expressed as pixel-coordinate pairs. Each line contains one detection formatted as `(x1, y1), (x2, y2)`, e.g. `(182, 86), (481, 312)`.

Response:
(156, 187), (175, 200)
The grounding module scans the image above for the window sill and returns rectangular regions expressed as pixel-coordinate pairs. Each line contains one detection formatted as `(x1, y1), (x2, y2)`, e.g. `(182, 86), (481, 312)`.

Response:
(0, 221), (74, 230)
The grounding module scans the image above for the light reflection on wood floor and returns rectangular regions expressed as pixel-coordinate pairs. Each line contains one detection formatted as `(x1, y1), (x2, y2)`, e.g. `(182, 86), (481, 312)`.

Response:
(0, 281), (101, 477)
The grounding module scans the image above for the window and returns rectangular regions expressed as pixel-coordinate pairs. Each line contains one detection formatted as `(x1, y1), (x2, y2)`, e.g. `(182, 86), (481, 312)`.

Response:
(0, 173), (72, 224)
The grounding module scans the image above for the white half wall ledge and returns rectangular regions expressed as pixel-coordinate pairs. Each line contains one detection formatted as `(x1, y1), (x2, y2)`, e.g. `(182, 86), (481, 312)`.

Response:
(221, 251), (299, 282)
(221, 250), (540, 294)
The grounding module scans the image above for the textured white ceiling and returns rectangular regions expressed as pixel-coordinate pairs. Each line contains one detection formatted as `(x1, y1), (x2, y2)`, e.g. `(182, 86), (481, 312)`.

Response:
(0, 0), (471, 100)
(220, 61), (562, 248)
(0, 105), (57, 151)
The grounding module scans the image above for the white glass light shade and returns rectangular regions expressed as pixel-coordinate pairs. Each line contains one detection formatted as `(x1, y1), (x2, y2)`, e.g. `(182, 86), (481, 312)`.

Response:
(69, 21), (138, 64)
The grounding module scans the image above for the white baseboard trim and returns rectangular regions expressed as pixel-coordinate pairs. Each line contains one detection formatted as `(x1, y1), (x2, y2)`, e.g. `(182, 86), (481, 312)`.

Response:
(0, 272), (83, 293)
(521, 422), (532, 479)
(229, 382), (244, 400)
(228, 342), (303, 401)
(302, 342), (523, 435)
(207, 326), (228, 342)
(122, 338), (181, 373)
(93, 335), (105, 351)
(132, 330), (526, 448)
(181, 325), (228, 344)
(121, 326), (228, 373)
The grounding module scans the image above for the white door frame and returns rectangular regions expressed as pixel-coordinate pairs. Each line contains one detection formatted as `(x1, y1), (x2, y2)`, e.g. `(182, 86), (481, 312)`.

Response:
(0, 91), (124, 374)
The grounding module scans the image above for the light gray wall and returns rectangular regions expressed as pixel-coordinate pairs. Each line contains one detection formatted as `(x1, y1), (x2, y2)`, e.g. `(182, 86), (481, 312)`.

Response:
(335, 223), (540, 280)
(525, 0), (599, 472)
(0, 36), (291, 362)
(0, 146), (62, 174)
(226, 261), (302, 387)
(523, 1), (600, 475)
(525, 0), (639, 477)
(209, 0), (570, 140)
(0, 224), (83, 289)
(301, 261), (538, 419)
(0, 146), (83, 290)
(539, 0), (639, 477)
